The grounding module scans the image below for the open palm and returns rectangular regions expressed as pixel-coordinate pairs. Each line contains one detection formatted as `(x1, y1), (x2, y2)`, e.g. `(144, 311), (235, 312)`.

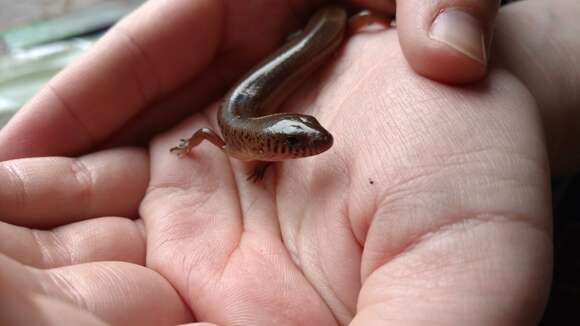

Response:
(143, 28), (550, 325)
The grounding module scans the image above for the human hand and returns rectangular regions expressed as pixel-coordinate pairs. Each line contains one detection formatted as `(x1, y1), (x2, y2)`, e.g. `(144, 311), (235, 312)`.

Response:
(4, 0), (578, 324)
(493, 0), (580, 176)
(0, 0), (501, 160)
(0, 148), (196, 325)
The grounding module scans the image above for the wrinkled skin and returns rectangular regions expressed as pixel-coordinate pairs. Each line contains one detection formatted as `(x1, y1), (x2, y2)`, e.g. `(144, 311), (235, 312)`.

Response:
(1, 0), (580, 325)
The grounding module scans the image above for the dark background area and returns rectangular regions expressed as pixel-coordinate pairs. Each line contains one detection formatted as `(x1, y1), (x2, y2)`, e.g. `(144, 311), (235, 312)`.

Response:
(542, 178), (580, 325)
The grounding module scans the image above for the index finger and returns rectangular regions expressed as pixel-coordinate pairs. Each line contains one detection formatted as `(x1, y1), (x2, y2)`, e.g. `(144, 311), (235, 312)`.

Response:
(0, 0), (221, 161)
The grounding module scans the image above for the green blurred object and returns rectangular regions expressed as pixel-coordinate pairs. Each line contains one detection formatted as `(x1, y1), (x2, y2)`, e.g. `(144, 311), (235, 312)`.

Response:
(0, 37), (97, 128)
(0, 2), (132, 52)
(0, 2), (137, 128)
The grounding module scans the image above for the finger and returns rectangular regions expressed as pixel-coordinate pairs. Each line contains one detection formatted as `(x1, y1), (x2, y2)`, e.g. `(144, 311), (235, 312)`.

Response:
(0, 148), (148, 228)
(0, 255), (193, 325)
(0, 217), (145, 269)
(493, 0), (580, 176)
(0, 0), (222, 160)
(1, 291), (108, 326)
(103, 56), (253, 148)
(396, 0), (499, 83)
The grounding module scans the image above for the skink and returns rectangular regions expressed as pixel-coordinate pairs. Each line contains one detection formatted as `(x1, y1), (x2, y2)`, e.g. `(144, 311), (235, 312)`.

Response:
(171, 6), (388, 181)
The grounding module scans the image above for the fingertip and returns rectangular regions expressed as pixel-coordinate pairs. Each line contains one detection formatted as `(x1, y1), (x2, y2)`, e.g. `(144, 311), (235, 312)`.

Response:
(0, 148), (149, 228)
(401, 33), (488, 84)
(396, 0), (499, 84)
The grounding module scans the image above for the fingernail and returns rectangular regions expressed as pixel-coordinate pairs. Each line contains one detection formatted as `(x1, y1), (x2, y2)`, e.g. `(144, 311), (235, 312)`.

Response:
(429, 9), (486, 65)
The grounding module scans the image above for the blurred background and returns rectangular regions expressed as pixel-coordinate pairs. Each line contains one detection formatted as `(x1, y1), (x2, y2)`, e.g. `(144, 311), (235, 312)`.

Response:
(0, 0), (144, 126)
(0, 0), (577, 325)
(0, 0), (141, 31)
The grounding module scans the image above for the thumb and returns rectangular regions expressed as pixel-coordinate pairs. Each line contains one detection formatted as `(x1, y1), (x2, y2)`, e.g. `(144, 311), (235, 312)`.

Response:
(396, 0), (499, 83)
